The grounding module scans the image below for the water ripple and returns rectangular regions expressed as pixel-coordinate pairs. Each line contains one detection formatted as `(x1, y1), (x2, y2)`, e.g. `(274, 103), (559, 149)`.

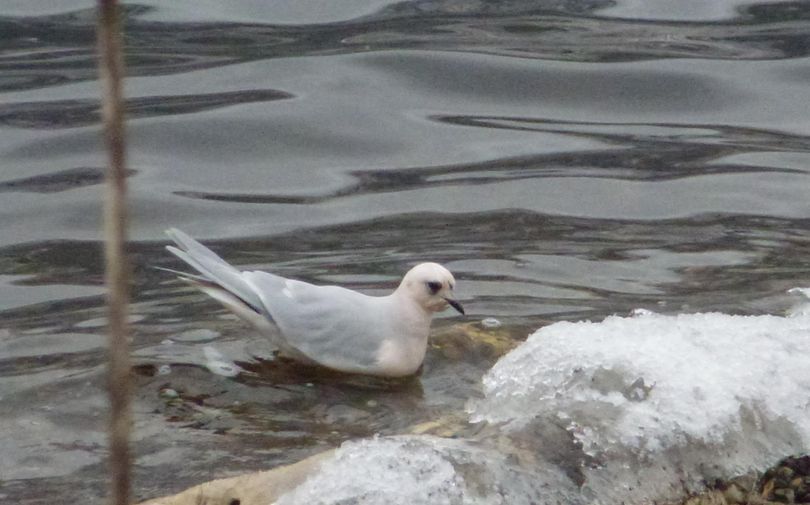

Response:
(0, 89), (293, 129)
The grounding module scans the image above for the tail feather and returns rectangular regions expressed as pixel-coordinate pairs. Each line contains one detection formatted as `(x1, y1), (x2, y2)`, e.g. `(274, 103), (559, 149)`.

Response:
(164, 229), (265, 314)
(153, 265), (207, 282)
(166, 228), (235, 270)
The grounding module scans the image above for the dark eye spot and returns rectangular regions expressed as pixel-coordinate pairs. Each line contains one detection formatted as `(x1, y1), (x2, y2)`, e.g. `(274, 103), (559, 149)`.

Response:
(426, 281), (442, 295)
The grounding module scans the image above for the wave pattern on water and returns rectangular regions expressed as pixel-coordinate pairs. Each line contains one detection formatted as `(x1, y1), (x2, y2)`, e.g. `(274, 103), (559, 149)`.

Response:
(3, 1), (810, 503)
(3, 0), (810, 95)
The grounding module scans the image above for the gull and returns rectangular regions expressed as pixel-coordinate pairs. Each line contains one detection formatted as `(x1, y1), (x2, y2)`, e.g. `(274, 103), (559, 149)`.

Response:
(164, 228), (464, 377)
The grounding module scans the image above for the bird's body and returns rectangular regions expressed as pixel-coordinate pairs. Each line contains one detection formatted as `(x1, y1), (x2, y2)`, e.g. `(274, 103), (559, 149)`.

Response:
(164, 228), (463, 377)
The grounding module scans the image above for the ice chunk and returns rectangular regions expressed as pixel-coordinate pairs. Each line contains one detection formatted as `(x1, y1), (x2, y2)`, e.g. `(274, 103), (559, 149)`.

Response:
(274, 435), (581, 505)
(787, 287), (810, 317)
(173, 328), (220, 343)
(482, 317), (502, 328)
(202, 346), (242, 377)
(469, 309), (810, 504)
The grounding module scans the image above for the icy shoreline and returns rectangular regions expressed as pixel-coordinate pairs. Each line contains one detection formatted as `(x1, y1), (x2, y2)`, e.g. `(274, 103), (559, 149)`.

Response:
(141, 295), (810, 505)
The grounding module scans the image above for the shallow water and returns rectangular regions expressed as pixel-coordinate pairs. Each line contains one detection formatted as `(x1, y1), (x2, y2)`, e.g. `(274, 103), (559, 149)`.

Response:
(1, 1), (810, 503)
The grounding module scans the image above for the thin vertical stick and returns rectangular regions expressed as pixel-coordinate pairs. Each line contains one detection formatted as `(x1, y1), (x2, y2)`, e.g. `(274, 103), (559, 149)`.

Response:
(96, 1), (132, 505)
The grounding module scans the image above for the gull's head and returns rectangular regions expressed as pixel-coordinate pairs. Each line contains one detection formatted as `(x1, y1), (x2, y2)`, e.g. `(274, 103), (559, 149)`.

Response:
(397, 262), (464, 315)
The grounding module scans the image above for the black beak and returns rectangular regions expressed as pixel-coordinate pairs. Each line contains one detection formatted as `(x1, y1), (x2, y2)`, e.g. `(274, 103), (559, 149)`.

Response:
(443, 297), (465, 315)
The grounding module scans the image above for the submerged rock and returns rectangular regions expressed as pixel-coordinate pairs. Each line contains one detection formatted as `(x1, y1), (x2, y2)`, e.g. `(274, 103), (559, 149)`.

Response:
(430, 321), (519, 362)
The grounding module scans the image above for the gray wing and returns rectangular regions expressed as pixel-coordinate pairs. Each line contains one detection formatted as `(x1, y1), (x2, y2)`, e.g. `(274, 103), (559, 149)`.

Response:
(242, 271), (391, 373)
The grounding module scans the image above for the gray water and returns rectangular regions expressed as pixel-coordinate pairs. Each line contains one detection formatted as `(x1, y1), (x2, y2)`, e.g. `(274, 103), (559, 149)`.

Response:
(2, 1), (810, 503)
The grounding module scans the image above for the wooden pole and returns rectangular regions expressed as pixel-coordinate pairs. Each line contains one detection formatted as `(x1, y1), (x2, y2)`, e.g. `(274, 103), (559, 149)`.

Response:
(96, 1), (132, 504)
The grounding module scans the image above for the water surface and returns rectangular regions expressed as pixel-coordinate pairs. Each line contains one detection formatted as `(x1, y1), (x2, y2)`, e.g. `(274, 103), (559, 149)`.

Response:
(2, 1), (810, 503)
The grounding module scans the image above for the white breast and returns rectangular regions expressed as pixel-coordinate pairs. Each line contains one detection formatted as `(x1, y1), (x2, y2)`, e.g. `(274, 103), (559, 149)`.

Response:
(375, 337), (427, 377)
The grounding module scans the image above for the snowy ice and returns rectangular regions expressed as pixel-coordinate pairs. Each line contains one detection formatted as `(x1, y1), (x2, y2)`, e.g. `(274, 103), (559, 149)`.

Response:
(470, 308), (810, 503)
(274, 435), (581, 505)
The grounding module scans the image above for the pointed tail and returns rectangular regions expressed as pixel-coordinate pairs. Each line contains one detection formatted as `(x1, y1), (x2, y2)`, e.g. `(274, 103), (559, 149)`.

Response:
(164, 228), (264, 313)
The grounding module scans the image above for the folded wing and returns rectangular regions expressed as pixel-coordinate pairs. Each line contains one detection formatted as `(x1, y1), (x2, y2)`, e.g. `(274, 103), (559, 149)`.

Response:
(242, 271), (391, 374)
